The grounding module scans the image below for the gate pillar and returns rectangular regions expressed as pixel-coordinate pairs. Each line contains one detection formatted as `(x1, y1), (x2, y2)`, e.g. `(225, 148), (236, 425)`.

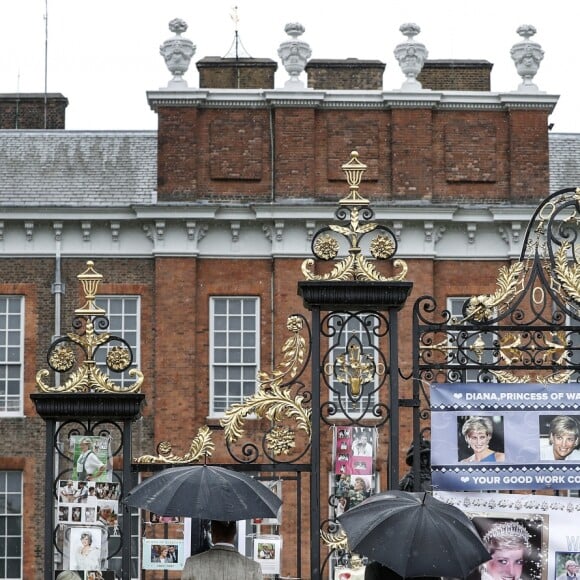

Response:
(298, 152), (413, 578)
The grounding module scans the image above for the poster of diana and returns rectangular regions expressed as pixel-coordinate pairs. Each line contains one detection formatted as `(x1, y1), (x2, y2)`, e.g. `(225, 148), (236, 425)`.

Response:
(434, 491), (580, 580)
(431, 383), (580, 490)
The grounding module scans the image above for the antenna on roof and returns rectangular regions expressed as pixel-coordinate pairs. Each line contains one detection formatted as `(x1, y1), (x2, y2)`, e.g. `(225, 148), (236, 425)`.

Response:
(43, 0), (48, 129)
(15, 70), (20, 129)
(223, 5), (251, 59)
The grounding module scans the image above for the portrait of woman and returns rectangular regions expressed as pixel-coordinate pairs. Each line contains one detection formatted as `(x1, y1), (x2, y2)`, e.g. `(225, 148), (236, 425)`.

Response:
(539, 415), (580, 461)
(70, 529), (101, 571)
(467, 517), (544, 580)
(459, 416), (505, 463)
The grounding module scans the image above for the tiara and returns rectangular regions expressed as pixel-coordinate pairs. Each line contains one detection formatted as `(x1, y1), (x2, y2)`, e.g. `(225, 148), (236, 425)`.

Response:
(483, 522), (531, 545)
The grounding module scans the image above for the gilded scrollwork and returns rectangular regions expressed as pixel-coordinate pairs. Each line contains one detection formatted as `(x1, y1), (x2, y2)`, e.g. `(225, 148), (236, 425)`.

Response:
(36, 261), (143, 394)
(320, 528), (348, 551)
(220, 315), (311, 456)
(301, 151), (407, 282)
(464, 261), (526, 322)
(553, 242), (580, 305)
(133, 426), (214, 464)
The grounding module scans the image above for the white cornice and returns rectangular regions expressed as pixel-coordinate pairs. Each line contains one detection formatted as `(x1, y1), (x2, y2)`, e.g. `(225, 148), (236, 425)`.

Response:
(147, 88), (558, 113)
(0, 202), (536, 260)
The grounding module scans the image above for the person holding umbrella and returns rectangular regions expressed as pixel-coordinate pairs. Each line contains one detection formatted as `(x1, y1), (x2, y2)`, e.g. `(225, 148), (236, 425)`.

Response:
(181, 520), (263, 579)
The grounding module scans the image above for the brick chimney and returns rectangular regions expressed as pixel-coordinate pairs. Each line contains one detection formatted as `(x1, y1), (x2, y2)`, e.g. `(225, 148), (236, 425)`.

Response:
(196, 57), (277, 89)
(0, 93), (68, 129)
(418, 60), (493, 91)
(305, 59), (386, 90)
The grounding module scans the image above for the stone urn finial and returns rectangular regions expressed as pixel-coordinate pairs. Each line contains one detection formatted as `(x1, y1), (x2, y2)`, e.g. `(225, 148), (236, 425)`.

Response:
(394, 23), (428, 91)
(277, 23), (312, 89)
(510, 25), (544, 92)
(160, 18), (196, 88)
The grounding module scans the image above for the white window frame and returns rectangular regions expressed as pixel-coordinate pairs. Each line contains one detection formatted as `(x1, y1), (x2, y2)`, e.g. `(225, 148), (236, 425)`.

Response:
(0, 470), (23, 579)
(94, 296), (140, 388)
(328, 313), (380, 416)
(0, 296), (24, 417)
(210, 297), (260, 417)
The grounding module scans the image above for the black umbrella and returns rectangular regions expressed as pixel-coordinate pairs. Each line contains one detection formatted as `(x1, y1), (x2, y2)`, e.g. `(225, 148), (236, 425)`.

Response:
(337, 490), (490, 578)
(124, 465), (282, 521)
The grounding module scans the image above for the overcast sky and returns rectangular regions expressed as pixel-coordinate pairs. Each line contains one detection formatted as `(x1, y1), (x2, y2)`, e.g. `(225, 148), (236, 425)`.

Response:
(1, 0), (578, 132)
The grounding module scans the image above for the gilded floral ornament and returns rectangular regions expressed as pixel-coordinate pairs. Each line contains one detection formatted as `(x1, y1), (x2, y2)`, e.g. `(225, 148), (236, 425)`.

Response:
(220, 315), (311, 455)
(302, 151), (407, 282)
(370, 234), (395, 260)
(265, 426), (296, 455)
(106, 346), (132, 372)
(133, 426), (214, 464)
(49, 345), (76, 372)
(313, 234), (340, 260)
(36, 261), (143, 394)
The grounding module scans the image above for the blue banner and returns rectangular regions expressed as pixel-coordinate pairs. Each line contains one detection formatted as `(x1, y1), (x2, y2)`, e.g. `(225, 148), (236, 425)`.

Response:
(431, 383), (580, 490)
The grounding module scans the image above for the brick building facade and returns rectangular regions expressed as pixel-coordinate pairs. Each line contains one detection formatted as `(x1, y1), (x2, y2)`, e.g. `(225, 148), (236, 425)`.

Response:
(0, 25), (578, 580)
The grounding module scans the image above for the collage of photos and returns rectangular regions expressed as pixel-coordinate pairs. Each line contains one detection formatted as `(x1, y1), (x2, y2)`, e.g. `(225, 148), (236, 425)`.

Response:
(333, 426), (376, 517)
(456, 414), (580, 464)
(57, 480), (119, 528)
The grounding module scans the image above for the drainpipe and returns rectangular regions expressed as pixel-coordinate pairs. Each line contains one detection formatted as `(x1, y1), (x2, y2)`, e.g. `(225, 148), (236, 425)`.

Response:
(52, 224), (64, 385)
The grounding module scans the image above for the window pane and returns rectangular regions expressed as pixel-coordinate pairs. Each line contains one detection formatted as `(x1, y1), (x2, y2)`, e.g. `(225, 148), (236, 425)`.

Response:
(94, 297), (140, 389)
(211, 298), (259, 413)
(0, 298), (23, 414)
(0, 473), (22, 578)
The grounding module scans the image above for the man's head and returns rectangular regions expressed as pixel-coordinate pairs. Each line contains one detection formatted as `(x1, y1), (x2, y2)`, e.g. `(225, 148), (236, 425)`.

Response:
(565, 560), (577, 575)
(210, 520), (237, 544)
(549, 416), (580, 460)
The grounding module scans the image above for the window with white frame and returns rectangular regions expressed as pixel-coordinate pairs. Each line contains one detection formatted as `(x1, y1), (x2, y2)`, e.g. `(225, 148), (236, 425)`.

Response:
(94, 296), (140, 388)
(328, 314), (380, 415)
(0, 297), (24, 416)
(0, 471), (22, 579)
(447, 297), (495, 382)
(210, 297), (259, 415)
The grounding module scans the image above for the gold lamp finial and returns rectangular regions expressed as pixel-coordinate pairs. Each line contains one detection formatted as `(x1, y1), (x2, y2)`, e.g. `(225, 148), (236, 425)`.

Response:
(339, 151), (369, 206)
(301, 151), (408, 282)
(75, 260), (106, 316)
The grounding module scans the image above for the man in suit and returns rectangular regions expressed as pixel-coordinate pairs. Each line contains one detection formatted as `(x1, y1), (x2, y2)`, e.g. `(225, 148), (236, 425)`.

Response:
(181, 520), (263, 580)
(557, 560), (579, 580)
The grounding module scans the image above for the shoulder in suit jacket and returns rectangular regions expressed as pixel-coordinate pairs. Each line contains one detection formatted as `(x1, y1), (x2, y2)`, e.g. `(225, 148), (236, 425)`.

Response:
(181, 544), (263, 580)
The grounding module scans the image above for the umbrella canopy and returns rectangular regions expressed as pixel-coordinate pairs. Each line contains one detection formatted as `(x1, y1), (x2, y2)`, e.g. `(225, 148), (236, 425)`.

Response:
(337, 490), (490, 578)
(124, 465), (282, 521)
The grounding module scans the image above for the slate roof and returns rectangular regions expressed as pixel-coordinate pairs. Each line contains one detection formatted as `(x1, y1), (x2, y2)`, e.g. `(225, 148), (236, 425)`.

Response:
(0, 130), (157, 207)
(549, 133), (580, 193)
